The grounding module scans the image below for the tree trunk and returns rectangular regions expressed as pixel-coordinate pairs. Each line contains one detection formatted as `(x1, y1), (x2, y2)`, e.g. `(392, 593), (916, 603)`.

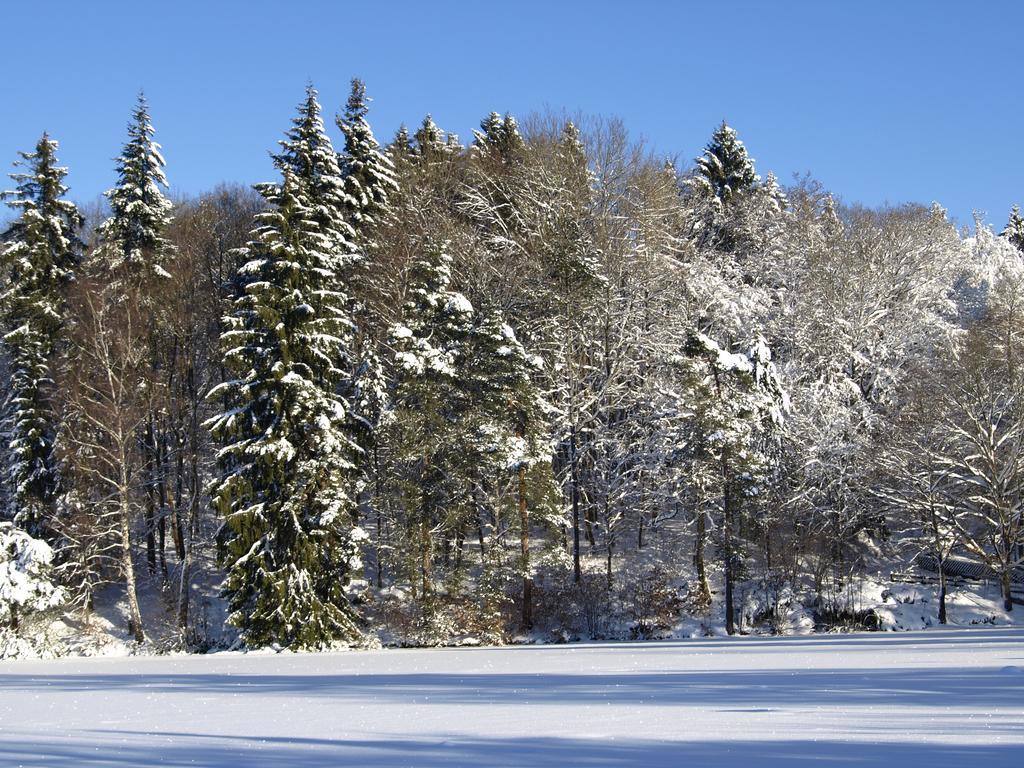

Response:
(143, 421), (158, 576)
(571, 423), (581, 584)
(937, 564), (947, 625)
(694, 508), (711, 607)
(177, 442), (200, 634)
(723, 471), (736, 636)
(1002, 570), (1013, 612)
(374, 445), (384, 589)
(120, 485), (145, 644)
(518, 466), (532, 631)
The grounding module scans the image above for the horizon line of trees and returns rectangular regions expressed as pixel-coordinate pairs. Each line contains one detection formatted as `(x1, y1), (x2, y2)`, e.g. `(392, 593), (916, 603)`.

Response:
(2, 78), (1023, 650)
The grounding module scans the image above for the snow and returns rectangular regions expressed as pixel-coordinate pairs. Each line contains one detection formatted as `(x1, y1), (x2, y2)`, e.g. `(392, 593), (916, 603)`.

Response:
(1, 627), (1022, 766)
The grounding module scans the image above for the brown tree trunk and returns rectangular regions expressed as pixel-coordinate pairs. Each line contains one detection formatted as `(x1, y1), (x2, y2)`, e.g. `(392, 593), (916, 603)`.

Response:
(571, 423), (581, 584)
(519, 466), (532, 631)
(694, 508), (711, 607)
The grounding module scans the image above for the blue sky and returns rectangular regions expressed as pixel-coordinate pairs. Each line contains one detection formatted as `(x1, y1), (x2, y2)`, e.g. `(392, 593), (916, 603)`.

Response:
(2, 0), (1020, 228)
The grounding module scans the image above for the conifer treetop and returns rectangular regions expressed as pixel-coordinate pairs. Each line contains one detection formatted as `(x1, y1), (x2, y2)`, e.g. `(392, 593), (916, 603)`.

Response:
(98, 93), (175, 280)
(691, 121), (759, 204)
(1003, 204), (1024, 253)
(272, 83), (358, 262)
(336, 78), (398, 235)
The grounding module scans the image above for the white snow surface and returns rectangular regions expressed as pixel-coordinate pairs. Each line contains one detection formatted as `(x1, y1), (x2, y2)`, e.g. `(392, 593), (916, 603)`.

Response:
(1, 627), (1022, 766)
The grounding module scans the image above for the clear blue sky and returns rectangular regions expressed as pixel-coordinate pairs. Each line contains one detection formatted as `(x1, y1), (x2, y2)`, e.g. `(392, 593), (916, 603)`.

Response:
(2, 0), (1020, 228)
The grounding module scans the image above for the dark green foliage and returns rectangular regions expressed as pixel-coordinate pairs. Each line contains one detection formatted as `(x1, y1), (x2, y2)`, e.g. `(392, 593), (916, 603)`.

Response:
(208, 168), (365, 649)
(692, 121), (758, 205)
(337, 78), (398, 241)
(1004, 205), (1024, 253)
(0, 134), (82, 533)
(96, 94), (174, 282)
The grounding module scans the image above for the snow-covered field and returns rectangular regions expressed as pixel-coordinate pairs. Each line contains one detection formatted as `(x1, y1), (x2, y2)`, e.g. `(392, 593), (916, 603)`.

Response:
(1, 627), (1022, 767)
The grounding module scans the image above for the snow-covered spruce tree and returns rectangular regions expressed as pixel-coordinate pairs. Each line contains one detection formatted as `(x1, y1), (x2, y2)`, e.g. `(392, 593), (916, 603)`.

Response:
(473, 112), (525, 164)
(334, 79), (397, 450)
(274, 84), (357, 260)
(336, 78), (398, 245)
(1004, 205), (1024, 253)
(92, 94), (177, 578)
(0, 134), (83, 536)
(96, 94), (174, 283)
(208, 169), (366, 650)
(387, 243), (475, 603)
(686, 122), (762, 255)
(690, 121), (759, 205)
(465, 310), (559, 632)
(0, 521), (64, 632)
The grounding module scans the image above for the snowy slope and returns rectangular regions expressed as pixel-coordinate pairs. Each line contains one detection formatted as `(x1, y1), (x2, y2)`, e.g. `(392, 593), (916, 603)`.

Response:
(1, 627), (1022, 766)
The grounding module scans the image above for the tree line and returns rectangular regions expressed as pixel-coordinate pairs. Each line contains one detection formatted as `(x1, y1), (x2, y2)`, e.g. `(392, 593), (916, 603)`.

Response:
(2, 79), (1023, 649)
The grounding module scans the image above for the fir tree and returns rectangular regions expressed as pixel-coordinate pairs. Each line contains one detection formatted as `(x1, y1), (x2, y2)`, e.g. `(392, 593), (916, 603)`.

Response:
(336, 78), (398, 243)
(0, 134), (82, 534)
(691, 121), (759, 205)
(1003, 205), (1024, 253)
(96, 94), (174, 282)
(208, 169), (366, 649)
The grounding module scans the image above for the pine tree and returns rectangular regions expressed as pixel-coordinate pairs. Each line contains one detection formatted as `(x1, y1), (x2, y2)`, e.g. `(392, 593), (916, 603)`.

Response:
(208, 168), (366, 649)
(1003, 205), (1024, 253)
(0, 521), (64, 631)
(336, 78), (398, 244)
(96, 94), (174, 282)
(0, 134), (82, 535)
(691, 121), (759, 205)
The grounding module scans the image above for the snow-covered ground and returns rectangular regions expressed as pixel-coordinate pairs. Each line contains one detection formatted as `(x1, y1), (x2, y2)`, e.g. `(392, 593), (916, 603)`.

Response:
(1, 627), (1022, 766)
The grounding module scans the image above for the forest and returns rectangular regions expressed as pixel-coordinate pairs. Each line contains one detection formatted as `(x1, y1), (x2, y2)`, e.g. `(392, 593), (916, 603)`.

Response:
(2, 78), (1023, 654)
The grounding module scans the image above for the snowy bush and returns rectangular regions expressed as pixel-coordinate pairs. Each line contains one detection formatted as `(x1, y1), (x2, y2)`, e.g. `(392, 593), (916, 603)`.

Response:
(0, 523), (64, 630)
(620, 567), (683, 639)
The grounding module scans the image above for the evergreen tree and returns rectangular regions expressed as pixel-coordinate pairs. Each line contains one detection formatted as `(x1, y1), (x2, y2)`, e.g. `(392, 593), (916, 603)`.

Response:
(273, 84), (357, 260)
(473, 112), (524, 163)
(96, 94), (174, 282)
(390, 124), (414, 158)
(0, 134), (82, 534)
(413, 115), (445, 159)
(336, 78), (398, 243)
(208, 169), (366, 649)
(464, 310), (558, 630)
(676, 332), (787, 632)
(1003, 205), (1024, 253)
(388, 243), (476, 599)
(691, 121), (759, 205)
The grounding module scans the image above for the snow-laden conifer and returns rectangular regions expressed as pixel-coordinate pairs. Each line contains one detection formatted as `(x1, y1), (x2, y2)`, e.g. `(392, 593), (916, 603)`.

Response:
(336, 78), (398, 242)
(0, 521), (64, 630)
(208, 168), (366, 649)
(1003, 205), (1024, 253)
(274, 84), (358, 262)
(0, 135), (82, 534)
(96, 94), (174, 282)
(690, 121), (759, 205)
